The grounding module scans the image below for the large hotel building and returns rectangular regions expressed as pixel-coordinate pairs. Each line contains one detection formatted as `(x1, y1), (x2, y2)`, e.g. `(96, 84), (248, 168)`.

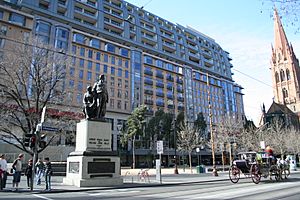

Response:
(0, 0), (244, 156)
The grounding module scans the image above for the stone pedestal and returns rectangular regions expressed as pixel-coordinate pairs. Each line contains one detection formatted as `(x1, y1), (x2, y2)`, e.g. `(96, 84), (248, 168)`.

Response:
(63, 120), (123, 187)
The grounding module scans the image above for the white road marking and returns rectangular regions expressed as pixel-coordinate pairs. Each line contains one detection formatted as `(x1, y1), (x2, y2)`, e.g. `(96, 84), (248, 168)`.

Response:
(89, 190), (140, 196)
(32, 194), (54, 200)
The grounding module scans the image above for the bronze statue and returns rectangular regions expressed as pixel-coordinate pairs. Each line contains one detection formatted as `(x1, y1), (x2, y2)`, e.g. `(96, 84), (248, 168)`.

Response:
(83, 74), (109, 120)
(92, 74), (109, 119)
(83, 85), (96, 119)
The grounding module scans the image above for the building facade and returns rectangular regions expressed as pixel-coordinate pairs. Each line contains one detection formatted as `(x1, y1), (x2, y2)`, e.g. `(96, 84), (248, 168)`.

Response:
(271, 9), (300, 117)
(0, 0), (244, 154)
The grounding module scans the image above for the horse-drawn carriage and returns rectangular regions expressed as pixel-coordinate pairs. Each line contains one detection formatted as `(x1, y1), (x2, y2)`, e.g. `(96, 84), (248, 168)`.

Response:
(229, 151), (289, 184)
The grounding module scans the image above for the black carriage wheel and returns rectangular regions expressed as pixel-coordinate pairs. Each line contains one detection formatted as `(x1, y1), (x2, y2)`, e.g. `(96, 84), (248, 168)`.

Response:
(250, 164), (261, 184)
(229, 165), (240, 184)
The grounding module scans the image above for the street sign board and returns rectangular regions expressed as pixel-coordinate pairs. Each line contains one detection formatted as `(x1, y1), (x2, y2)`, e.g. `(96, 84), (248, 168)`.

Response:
(260, 141), (265, 149)
(41, 106), (46, 123)
(42, 126), (59, 132)
(157, 140), (163, 154)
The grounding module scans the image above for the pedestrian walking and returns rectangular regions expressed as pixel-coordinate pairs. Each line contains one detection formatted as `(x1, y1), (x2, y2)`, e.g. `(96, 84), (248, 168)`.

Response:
(25, 159), (33, 189)
(0, 154), (8, 190)
(35, 159), (45, 185)
(44, 157), (52, 191)
(12, 153), (24, 191)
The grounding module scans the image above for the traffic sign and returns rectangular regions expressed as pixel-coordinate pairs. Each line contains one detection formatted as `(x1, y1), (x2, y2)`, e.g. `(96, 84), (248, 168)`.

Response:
(157, 140), (163, 154)
(42, 126), (59, 132)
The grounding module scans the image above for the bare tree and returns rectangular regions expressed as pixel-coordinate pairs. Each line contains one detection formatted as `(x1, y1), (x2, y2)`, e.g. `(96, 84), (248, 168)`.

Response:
(266, 117), (287, 158)
(285, 126), (300, 161)
(262, 0), (300, 33)
(214, 115), (244, 165)
(177, 122), (200, 173)
(0, 35), (70, 155)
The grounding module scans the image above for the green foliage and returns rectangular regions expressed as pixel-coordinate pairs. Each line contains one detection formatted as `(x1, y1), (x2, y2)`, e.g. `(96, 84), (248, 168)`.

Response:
(124, 105), (147, 140)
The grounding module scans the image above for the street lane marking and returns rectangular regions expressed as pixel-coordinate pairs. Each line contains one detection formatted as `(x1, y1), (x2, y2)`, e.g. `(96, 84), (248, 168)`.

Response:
(33, 194), (54, 200)
(89, 190), (140, 196)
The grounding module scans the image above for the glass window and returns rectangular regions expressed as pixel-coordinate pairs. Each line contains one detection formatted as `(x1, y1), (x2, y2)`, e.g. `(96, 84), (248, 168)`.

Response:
(90, 38), (100, 48)
(88, 49), (93, 58)
(79, 59), (84, 67)
(77, 81), (83, 91)
(111, 56), (115, 64)
(69, 67), (75, 77)
(69, 80), (74, 88)
(96, 63), (100, 72)
(72, 45), (76, 54)
(79, 70), (84, 79)
(118, 58), (122, 66)
(0, 11), (3, 19)
(80, 47), (85, 56)
(76, 93), (82, 104)
(9, 12), (25, 26)
(111, 67), (115, 75)
(104, 64), (108, 73)
(125, 60), (129, 68)
(96, 52), (101, 60)
(118, 68), (122, 77)
(105, 43), (115, 53)
(73, 33), (85, 44)
(35, 21), (50, 34)
(120, 48), (129, 57)
(144, 55), (153, 64)
(156, 60), (163, 68)
(88, 61), (92, 70)
(104, 54), (108, 62)
(87, 71), (92, 81)
(125, 70), (129, 78)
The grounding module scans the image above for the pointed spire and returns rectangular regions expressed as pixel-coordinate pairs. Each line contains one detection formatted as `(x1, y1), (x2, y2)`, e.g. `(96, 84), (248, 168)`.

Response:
(273, 8), (290, 59)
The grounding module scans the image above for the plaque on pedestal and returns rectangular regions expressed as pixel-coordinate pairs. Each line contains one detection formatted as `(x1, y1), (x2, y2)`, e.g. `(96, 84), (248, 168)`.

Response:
(63, 120), (123, 187)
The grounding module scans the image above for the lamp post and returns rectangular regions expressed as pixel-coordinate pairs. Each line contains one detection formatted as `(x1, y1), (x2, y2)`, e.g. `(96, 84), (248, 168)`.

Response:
(173, 118), (178, 174)
(117, 121), (123, 158)
(207, 73), (218, 176)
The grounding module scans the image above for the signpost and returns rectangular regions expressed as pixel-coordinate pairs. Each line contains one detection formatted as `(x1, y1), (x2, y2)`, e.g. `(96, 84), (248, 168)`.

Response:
(156, 140), (163, 184)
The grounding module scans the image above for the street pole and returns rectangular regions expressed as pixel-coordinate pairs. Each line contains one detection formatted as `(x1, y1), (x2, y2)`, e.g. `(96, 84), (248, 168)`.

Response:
(173, 118), (178, 174)
(207, 73), (218, 176)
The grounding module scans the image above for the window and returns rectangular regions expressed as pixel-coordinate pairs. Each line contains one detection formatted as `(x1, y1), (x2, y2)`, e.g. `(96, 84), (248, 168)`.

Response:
(79, 70), (84, 79)
(79, 59), (84, 67)
(69, 80), (74, 88)
(77, 93), (82, 104)
(78, 81), (83, 91)
(87, 71), (92, 81)
(110, 99), (114, 108)
(117, 89), (122, 98)
(118, 68), (122, 77)
(111, 67), (115, 75)
(96, 63), (100, 72)
(118, 58), (122, 66)
(280, 69), (285, 81)
(104, 64), (108, 73)
(0, 11), (3, 19)
(111, 56), (115, 64)
(35, 21), (51, 43)
(275, 72), (279, 83)
(90, 38), (100, 48)
(96, 52), (101, 60)
(118, 79), (122, 87)
(54, 27), (69, 50)
(117, 100), (122, 109)
(144, 55), (153, 64)
(105, 43), (115, 53)
(88, 49), (93, 58)
(9, 13), (25, 26)
(286, 69), (290, 80)
(104, 54), (108, 62)
(73, 33), (85, 44)
(110, 88), (115, 97)
(120, 48), (129, 57)
(80, 47), (85, 56)
(111, 77), (115, 86)
(88, 61), (92, 70)
(69, 67), (75, 77)
(125, 70), (129, 78)
(72, 45), (77, 54)
(125, 60), (129, 68)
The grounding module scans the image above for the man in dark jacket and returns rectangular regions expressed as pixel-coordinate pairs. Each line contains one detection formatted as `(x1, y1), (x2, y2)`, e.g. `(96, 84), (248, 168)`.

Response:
(44, 157), (52, 191)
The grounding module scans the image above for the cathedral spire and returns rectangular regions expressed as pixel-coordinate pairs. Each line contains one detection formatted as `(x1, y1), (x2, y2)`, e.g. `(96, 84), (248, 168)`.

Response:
(273, 8), (290, 60)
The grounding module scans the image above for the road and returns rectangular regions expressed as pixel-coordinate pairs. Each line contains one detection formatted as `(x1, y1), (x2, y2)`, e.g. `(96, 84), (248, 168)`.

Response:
(1, 173), (300, 199)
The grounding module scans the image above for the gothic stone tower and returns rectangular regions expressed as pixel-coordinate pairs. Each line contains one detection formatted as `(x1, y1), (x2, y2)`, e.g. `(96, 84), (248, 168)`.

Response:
(271, 9), (300, 116)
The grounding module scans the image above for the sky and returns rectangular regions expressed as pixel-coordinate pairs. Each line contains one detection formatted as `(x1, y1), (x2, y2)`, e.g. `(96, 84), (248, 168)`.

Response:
(126, 0), (300, 126)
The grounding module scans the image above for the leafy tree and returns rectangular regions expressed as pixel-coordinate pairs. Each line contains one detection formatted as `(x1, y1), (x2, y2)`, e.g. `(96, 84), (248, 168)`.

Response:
(0, 35), (70, 156)
(122, 105), (147, 168)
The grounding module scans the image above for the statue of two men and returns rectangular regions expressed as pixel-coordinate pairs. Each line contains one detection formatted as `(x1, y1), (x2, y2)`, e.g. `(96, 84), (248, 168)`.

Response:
(83, 74), (109, 120)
